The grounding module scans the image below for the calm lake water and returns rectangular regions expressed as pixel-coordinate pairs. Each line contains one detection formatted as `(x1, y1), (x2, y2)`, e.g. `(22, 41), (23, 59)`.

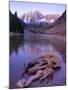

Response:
(9, 34), (66, 89)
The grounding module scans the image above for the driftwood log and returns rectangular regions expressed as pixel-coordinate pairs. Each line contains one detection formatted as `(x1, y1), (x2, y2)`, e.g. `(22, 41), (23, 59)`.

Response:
(16, 52), (62, 88)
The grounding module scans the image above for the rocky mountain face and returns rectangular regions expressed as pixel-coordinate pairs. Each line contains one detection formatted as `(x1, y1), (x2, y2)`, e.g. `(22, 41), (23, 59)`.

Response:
(44, 14), (59, 23)
(21, 10), (59, 24)
(24, 10), (66, 35)
(44, 10), (66, 35)
(21, 10), (44, 23)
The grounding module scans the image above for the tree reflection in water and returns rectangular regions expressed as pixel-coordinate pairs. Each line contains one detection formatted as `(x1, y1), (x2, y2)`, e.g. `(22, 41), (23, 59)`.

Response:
(10, 35), (24, 55)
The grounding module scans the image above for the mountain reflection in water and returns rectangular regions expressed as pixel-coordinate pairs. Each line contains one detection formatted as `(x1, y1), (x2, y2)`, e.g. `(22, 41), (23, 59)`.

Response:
(9, 34), (66, 88)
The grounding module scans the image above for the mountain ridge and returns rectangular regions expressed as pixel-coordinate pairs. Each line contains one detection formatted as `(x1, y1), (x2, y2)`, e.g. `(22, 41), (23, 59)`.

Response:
(20, 10), (59, 24)
(42, 10), (66, 35)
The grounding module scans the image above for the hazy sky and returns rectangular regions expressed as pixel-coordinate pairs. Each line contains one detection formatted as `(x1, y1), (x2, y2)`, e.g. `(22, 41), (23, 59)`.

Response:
(9, 1), (66, 17)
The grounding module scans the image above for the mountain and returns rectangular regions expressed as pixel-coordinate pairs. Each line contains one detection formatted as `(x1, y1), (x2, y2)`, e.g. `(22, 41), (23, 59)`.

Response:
(9, 10), (25, 33)
(44, 14), (59, 23)
(21, 10), (44, 23)
(19, 10), (66, 35)
(27, 10), (66, 34)
(20, 10), (59, 24)
(43, 10), (66, 35)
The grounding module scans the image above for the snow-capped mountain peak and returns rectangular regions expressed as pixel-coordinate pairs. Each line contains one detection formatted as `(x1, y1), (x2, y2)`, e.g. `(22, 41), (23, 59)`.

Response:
(20, 10), (59, 24)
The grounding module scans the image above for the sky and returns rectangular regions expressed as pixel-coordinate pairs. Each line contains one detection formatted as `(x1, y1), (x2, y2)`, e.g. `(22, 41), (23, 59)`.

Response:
(9, 1), (66, 17)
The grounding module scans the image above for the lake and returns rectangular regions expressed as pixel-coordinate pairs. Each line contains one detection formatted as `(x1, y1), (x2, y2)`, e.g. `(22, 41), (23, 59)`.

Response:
(9, 34), (66, 89)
